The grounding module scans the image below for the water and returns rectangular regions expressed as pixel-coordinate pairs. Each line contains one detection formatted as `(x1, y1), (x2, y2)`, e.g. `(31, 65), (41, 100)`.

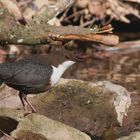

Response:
(66, 50), (140, 139)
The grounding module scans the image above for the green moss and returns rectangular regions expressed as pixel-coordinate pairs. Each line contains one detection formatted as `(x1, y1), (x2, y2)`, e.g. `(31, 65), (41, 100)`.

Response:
(31, 80), (117, 134)
(39, 93), (57, 103)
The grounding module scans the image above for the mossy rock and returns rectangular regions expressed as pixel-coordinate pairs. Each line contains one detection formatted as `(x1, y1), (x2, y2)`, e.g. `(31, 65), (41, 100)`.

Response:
(31, 79), (131, 137)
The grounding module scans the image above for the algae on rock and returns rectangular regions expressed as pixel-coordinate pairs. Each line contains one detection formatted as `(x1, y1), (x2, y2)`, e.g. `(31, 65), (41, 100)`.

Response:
(31, 79), (131, 137)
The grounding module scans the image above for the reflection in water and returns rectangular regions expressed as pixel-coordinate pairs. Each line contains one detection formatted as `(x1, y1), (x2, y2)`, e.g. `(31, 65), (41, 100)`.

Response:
(72, 51), (140, 93)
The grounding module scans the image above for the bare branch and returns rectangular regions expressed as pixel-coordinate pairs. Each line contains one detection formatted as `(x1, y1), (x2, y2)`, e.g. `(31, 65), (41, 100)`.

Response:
(0, 3), (119, 46)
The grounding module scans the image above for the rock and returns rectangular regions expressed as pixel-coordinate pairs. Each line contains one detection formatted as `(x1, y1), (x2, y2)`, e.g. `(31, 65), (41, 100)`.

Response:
(0, 79), (131, 138)
(0, 135), (14, 140)
(117, 131), (140, 140)
(31, 79), (131, 137)
(0, 85), (20, 109)
(0, 108), (91, 140)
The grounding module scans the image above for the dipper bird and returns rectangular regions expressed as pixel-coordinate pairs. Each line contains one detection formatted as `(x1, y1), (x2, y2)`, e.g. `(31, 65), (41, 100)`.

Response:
(0, 55), (75, 113)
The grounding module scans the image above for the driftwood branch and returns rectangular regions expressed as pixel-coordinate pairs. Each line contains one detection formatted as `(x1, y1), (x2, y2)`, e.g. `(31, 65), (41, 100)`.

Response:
(0, 3), (119, 46)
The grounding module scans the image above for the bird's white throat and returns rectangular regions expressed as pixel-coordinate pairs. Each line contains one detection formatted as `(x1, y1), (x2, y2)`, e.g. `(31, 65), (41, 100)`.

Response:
(50, 61), (75, 86)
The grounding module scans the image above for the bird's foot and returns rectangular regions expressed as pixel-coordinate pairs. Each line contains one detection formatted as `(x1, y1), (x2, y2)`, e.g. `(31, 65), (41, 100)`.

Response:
(24, 110), (37, 117)
(23, 106), (28, 112)
(24, 111), (36, 117)
(24, 111), (32, 117)
(32, 109), (37, 113)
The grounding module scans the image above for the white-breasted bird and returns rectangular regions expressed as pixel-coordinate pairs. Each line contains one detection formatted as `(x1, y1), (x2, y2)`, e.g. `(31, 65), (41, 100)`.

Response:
(0, 55), (76, 114)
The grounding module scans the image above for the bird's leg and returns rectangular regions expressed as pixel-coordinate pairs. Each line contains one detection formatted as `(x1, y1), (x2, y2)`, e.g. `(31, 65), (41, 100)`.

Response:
(23, 94), (37, 113)
(19, 92), (27, 111)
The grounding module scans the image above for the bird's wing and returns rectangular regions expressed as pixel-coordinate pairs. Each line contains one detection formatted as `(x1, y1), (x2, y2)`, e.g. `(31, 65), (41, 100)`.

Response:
(0, 62), (53, 87)
(0, 63), (16, 80)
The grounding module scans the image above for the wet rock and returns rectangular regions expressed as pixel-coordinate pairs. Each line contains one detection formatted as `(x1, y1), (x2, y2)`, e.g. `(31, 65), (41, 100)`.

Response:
(0, 108), (91, 140)
(117, 131), (140, 140)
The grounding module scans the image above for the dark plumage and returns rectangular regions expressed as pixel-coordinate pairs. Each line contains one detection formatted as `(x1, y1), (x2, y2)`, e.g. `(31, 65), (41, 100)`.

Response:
(0, 56), (54, 113)
(0, 55), (75, 114)
(0, 57), (53, 93)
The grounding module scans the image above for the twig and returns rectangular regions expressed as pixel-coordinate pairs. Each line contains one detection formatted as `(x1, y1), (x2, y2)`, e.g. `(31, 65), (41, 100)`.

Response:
(63, 9), (85, 23)
(0, 129), (13, 139)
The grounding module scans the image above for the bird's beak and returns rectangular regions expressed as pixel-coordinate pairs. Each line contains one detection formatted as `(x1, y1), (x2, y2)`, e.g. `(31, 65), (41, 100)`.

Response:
(71, 61), (76, 65)
(72, 61), (76, 64)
